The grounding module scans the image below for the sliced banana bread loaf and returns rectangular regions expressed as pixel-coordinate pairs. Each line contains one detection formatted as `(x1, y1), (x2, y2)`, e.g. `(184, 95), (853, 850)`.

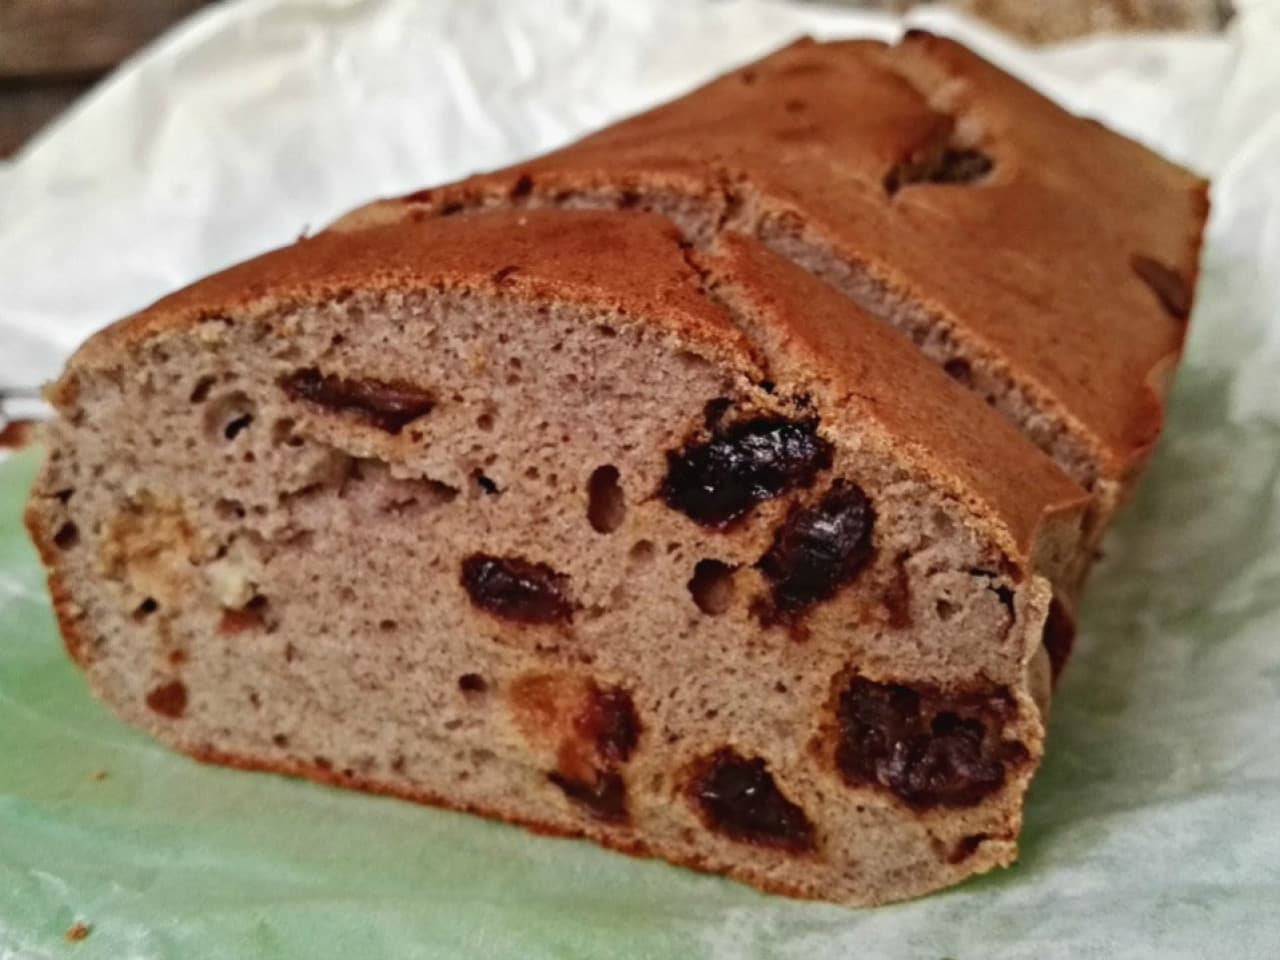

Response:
(27, 209), (1088, 905)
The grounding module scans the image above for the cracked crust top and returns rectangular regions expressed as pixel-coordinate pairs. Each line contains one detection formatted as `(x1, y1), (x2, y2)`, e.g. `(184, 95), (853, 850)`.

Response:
(335, 33), (1208, 491)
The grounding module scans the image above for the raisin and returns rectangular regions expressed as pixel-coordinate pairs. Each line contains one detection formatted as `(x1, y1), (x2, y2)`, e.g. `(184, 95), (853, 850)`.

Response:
(1131, 253), (1191, 320)
(662, 416), (833, 527)
(145, 680), (188, 718)
(835, 675), (1024, 808)
(577, 686), (639, 765)
(755, 479), (874, 621)
(1042, 597), (1075, 681)
(460, 554), (573, 624)
(548, 769), (628, 823)
(689, 749), (815, 851)
(280, 367), (434, 434)
(458, 673), (488, 693)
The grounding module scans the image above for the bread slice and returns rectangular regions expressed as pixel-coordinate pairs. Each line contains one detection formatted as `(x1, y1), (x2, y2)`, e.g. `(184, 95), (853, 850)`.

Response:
(27, 209), (1088, 906)
(334, 32), (1209, 531)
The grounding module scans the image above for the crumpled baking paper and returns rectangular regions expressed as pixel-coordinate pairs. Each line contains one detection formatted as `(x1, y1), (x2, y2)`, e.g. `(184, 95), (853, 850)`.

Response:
(2, 1), (1279, 957)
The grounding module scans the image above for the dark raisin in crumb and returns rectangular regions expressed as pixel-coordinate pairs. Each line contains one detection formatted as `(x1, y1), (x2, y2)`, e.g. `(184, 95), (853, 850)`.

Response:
(145, 680), (188, 718)
(689, 748), (815, 851)
(1042, 598), (1075, 681)
(755, 479), (874, 622)
(460, 553), (573, 624)
(280, 367), (434, 434)
(835, 675), (1025, 808)
(548, 769), (628, 823)
(577, 686), (639, 765)
(458, 673), (488, 693)
(662, 416), (833, 527)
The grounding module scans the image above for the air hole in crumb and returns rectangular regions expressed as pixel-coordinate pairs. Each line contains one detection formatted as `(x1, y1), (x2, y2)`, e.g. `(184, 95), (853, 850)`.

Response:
(476, 411), (495, 431)
(674, 350), (711, 372)
(53, 521), (79, 549)
(271, 418), (304, 447)
(458, 673), (487, 694)
(689, 560), (736, 615)
(472, 469), (500, 495)
(283, 642), (298, 663)
(378, 619), (398, 632)
(586, 465), (625, 533)
(189, 376), (215, 403)
(596, 324), (617, 338)
(206, 392), (257, 442)
(935, 599), (959, 622)
(215, 499), (247, 521)
(133, 597), (159, 620)
(272, 733), (289, 747)
(629, 540), (655, 565)
(949, 833), (990, 864)
(524, 465), (540, 480)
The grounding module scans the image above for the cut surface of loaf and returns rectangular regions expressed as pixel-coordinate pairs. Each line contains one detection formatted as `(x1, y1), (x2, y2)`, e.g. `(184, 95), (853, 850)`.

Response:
(28, 209), (1089, 906)
(334, 32), (1209, 525)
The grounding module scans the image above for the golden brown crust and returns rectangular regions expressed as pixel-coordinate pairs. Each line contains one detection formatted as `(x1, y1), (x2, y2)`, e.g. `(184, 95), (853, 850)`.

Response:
(339, 34), (1208, 490)
(67, 210), (757, 378)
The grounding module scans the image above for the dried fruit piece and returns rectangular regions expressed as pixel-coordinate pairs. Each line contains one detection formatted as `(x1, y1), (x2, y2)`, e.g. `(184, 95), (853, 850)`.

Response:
(662, 416), (833, 527)
(835, 675), (1025, 808)
(1042, 597), (1075, 681)
(756, 479), (875, 621)
(548, 770), (628, 823)
(577, 685), (640, 765)
(280, 367), (434, 434)
(689, 748), (815, 851)
(460, 554), (574, 625)
(145, 680), (188, 718)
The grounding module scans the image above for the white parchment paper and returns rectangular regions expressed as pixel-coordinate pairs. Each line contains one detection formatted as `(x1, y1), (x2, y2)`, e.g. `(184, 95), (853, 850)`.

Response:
(1, 1), (1279, 957)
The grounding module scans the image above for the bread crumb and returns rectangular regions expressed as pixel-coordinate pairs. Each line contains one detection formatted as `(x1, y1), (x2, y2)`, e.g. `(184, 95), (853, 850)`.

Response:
(90, 770), (108, 782)
(66, 921), (91, 942)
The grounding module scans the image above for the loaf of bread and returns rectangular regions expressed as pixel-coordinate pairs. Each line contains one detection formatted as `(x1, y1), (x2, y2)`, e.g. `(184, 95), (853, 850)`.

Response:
(25, 34), (1206, 907)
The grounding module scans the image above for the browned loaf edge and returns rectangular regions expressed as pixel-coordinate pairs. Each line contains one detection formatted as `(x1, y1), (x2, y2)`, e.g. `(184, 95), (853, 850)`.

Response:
(333, 31), (1209, 530)
(28, 208), (1087, 906)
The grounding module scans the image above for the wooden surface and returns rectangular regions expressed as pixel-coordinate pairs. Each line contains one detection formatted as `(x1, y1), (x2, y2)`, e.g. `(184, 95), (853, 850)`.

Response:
(0, 0), (1233, 159)
(0, 0), (211, 157)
